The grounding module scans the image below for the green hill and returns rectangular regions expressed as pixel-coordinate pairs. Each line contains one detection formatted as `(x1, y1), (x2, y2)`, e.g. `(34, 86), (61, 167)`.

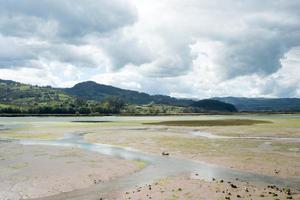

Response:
(3, 79), (299, 115)
(64, 81), (194, 106)
(190, 99), (237, 112)
(0, 79), (88, 114)
(0, 80), (75, 107)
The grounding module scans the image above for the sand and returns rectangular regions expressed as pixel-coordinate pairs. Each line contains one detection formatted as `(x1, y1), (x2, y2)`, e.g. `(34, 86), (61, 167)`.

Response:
(84, 123), (300, 178)
(0, 142), (140, 200)
(118, 176), (300, 200)
(1, 115), (300, 199)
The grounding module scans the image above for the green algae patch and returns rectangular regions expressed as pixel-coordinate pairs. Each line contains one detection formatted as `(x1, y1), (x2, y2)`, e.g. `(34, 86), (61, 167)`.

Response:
(70, 120), (147, 127)
(0, 132), (59, 140)
(132, 160), (148, 169)
(8, 162), (28, 170)
(144, 119), (272, 127)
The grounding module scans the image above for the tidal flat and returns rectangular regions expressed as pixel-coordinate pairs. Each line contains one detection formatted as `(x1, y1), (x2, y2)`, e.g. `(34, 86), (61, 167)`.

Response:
(0, 115), (299, 200)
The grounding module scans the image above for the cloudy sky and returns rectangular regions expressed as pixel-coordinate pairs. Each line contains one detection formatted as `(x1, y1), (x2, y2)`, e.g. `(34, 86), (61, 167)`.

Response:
(0, 0), (300, 98)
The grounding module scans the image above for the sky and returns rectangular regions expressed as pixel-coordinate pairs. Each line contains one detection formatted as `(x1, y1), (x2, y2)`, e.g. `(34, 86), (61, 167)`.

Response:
(0, 0), (300, 98)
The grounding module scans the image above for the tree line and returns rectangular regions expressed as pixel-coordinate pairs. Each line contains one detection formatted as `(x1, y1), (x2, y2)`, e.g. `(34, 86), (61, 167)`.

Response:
(0, 97), (125, 115)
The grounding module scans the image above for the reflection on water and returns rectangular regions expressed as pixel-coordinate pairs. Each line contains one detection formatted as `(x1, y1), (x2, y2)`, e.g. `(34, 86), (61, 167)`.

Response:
(1, 116), (300, 199)
(191, 131), (300, 142)
(0, 123), (20, 131)
(191, 131), (228, 139)
(19, 134), (300, 197)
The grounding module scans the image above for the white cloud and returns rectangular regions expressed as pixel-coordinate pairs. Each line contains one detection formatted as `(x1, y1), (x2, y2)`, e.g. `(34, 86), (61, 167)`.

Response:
(0, 0), (300, 98)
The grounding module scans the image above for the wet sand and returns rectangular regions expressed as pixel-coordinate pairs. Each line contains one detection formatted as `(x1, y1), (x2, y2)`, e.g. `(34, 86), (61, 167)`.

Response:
(0, 115), (300, 199)
(0, 142), (140, 200)
(119, 176), (300, 200)
(85, 125), (300, 178)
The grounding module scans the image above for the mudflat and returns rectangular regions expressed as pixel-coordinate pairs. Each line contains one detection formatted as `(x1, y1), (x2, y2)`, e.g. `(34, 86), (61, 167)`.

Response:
(0, 114), (299, 199)
(0, 142), (140, 200)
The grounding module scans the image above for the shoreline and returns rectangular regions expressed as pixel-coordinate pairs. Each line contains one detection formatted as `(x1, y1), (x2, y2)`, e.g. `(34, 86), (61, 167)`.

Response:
(1, 112), (300, 117)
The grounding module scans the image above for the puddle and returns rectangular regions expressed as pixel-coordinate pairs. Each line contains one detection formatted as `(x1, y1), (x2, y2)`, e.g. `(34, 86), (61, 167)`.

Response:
(191, 131), (228, 139)
(12, 134), (300, 200)
(191, 131), (300, 142)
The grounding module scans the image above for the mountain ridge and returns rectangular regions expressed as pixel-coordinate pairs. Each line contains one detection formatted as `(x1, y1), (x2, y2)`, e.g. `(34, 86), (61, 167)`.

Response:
(213, 97), (300, 112)
(64, 81), (194, 106)
(1, 79), (300, 113)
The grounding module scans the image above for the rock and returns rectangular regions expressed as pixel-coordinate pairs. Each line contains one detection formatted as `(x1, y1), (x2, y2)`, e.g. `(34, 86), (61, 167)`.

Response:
(230, 184), (237, 188)
(237, 194), (241, 198)
(161, 152), (170, 156)
(287, 196), (293, 199)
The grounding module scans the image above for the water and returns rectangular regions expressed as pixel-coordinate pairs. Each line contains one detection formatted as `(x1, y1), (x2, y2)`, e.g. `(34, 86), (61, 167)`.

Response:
(191, 131), (300, 142)
(11, 133), (299, 200)
(1, 116), (300, 199)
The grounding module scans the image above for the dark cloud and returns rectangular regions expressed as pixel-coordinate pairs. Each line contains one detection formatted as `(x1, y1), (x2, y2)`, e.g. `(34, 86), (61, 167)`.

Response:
(0, 0), (300, 98)
(0, 0), (137, 40)
(0, 0), (137, 69)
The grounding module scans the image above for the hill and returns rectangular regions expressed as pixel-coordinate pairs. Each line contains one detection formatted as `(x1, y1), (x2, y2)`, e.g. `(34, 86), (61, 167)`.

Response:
(0, 79), (125, 115)
(213, 97), (300, 112)
(0, 79), (195, 115)
(190, 99), (237, 112)
(0, 79), (89, 114)
(64, 81), (194, 106)
(2, 79), (300, 114)
(0, 79), (75, 107)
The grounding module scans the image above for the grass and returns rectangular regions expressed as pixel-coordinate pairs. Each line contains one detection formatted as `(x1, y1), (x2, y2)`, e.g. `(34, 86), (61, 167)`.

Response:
(144, 119), (272, 127)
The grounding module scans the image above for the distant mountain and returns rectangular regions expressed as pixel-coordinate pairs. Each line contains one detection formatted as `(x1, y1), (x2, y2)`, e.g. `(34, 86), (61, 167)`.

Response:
(213, 97), (300, 112)
(191, 99), (237, 112)
(2, 79), (300, 114)
(64, 81), (194, 106)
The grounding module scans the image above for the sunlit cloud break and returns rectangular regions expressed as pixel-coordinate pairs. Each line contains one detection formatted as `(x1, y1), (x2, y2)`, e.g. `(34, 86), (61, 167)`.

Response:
(0, 0), (299, 98)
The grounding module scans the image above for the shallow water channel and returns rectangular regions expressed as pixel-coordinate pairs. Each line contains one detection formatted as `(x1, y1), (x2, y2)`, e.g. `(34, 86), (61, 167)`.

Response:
(191, 130), (300, 142)
(11, 133), (299, 200)
(1, 116), (300, 199)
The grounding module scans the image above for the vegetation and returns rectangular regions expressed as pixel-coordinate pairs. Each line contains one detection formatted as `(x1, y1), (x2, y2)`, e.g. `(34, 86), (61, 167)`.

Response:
(123, 104), (186, 115)
(64, 81), (194, 106)
(4, 79), (298, 115)
(213, 97), (300, 112)
(0, 79), (124, 115)
(144, 119), (272, 126)
(190, 99), (237, 112)
(0, 79), (241, 115)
